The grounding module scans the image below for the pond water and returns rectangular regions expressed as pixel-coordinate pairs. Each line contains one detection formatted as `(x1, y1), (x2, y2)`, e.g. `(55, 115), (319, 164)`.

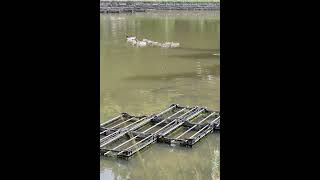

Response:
(100, 10), (220, 180)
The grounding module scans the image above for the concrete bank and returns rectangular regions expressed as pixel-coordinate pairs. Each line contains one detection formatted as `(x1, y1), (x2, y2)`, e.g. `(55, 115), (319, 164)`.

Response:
(100, 1), (220, 13)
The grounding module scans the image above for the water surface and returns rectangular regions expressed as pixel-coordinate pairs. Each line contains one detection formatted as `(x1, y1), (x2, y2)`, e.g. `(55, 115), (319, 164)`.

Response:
(100, 10), (220, 180)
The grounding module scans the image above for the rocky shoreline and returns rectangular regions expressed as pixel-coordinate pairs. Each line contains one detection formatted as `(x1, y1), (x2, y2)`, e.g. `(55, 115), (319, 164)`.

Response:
(100, 1), (220, 13)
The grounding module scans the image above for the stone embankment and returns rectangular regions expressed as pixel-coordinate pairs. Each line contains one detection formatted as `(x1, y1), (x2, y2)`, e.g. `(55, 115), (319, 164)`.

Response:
(100, 1), (220, 13)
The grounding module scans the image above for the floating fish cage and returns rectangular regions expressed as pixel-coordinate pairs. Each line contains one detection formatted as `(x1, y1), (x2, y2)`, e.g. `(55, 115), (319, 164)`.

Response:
(100, 104), (220, 159)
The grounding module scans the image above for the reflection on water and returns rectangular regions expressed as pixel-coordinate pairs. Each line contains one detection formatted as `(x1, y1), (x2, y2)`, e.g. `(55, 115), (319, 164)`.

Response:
(100, 134), (220, 180)
(100, 10), (220, 180)
(125, 64), (219, 81)
(176, 48), (219, 52)
(169, 52), (219, 59)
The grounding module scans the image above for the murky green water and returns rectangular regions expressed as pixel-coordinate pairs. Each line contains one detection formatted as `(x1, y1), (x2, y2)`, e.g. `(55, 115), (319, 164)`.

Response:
(100, 10), (220, 180)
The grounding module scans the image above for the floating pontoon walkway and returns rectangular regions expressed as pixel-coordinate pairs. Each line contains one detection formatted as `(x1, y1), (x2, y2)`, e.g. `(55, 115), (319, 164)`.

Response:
(100, 104), (220, 159)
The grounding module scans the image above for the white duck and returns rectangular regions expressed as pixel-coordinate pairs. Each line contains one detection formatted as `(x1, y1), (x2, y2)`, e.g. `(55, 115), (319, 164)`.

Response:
(131, 40), (137, 46)
(136, 41), (147, 47)
(142, 39), (150, 43)
(126, 36), (136, 43)
(150, 41), (161, 47)
(161, 42), (172, 48)
(170, 42), (180, 48)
